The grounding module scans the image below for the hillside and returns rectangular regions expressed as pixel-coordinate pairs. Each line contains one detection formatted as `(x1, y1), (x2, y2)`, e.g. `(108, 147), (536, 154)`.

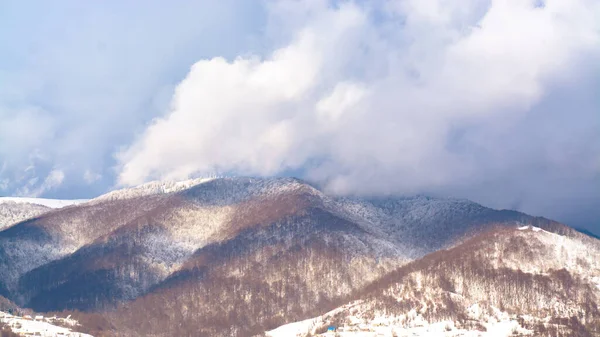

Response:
(268, 226), (600, 337)
(0, 198), (88, 230)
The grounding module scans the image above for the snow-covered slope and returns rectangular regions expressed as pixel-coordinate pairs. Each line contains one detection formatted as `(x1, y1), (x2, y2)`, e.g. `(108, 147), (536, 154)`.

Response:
(0, 202), (50, 230)
(267, 301), (534, 337)
(332, 196), (502, 258)
(268, 226), (600, 336)
(0, 198), (89, 230)
(1, 311), (92, 337)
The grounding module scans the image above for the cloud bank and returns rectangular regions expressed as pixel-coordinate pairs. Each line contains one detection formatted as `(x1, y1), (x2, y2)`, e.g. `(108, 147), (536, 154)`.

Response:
(118, 0), (600, 221)
(1, 0), (599, 229)
(0, 0), (263, 197)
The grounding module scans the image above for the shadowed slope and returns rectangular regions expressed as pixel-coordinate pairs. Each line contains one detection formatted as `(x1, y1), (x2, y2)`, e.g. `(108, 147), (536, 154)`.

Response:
(0, 195), (172, 301)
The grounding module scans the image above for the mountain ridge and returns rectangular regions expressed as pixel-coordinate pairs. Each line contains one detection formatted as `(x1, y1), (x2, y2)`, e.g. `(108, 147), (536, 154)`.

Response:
(0, 177), (597, 336)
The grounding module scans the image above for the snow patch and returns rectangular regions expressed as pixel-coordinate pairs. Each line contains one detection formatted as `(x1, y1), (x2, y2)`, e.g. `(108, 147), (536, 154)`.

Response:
(269, 312), (532, 337)
(0, 312), (93, 336)
(593, 277), (600, 290)
(517, 225), (544, 233)
(267, 302), (360, 337)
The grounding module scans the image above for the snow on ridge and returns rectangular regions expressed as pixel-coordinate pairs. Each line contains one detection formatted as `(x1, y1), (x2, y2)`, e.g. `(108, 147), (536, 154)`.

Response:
(93, 177), (216, 202)
(517, 225), (546, 233)
(0, 197), (88, 209)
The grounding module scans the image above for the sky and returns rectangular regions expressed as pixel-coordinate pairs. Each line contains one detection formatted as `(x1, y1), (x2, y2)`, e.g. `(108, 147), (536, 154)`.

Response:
(0, 0), (599, 232)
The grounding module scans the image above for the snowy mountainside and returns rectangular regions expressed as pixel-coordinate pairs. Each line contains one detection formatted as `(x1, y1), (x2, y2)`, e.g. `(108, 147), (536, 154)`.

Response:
(268, 226), (600, 337)
(1, 311), (92, 337)
(0, 202), (49, 230)
(267, 301), (534, 337)
(0, 197), (88, 230)
(330, 194), (572, 259)
(0, 194), (174, 302)
(332, 196), (496, 257)
(106, 204), (410, 336)
(0, 177), (591, 336)
(16, 177), (408, 318)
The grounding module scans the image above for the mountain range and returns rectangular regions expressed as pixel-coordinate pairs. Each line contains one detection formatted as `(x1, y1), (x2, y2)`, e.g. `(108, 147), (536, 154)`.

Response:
(0, 177), (598, 336)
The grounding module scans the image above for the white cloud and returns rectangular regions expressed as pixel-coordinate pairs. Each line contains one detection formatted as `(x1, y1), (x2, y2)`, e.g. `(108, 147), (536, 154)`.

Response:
(117, 4), (368, 185)
(118, 0), (600, 209)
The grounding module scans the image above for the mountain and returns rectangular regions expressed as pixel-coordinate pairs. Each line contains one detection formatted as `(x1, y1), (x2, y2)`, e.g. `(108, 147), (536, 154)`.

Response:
(11, 179), (407, 314)
(0, 197), (88, 230)
(0, 177), (594, 337)
(268, 225), (600, 336)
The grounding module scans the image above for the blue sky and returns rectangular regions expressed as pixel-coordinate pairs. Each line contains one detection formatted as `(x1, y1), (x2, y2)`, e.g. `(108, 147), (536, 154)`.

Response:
(1, 0), (599, 232)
